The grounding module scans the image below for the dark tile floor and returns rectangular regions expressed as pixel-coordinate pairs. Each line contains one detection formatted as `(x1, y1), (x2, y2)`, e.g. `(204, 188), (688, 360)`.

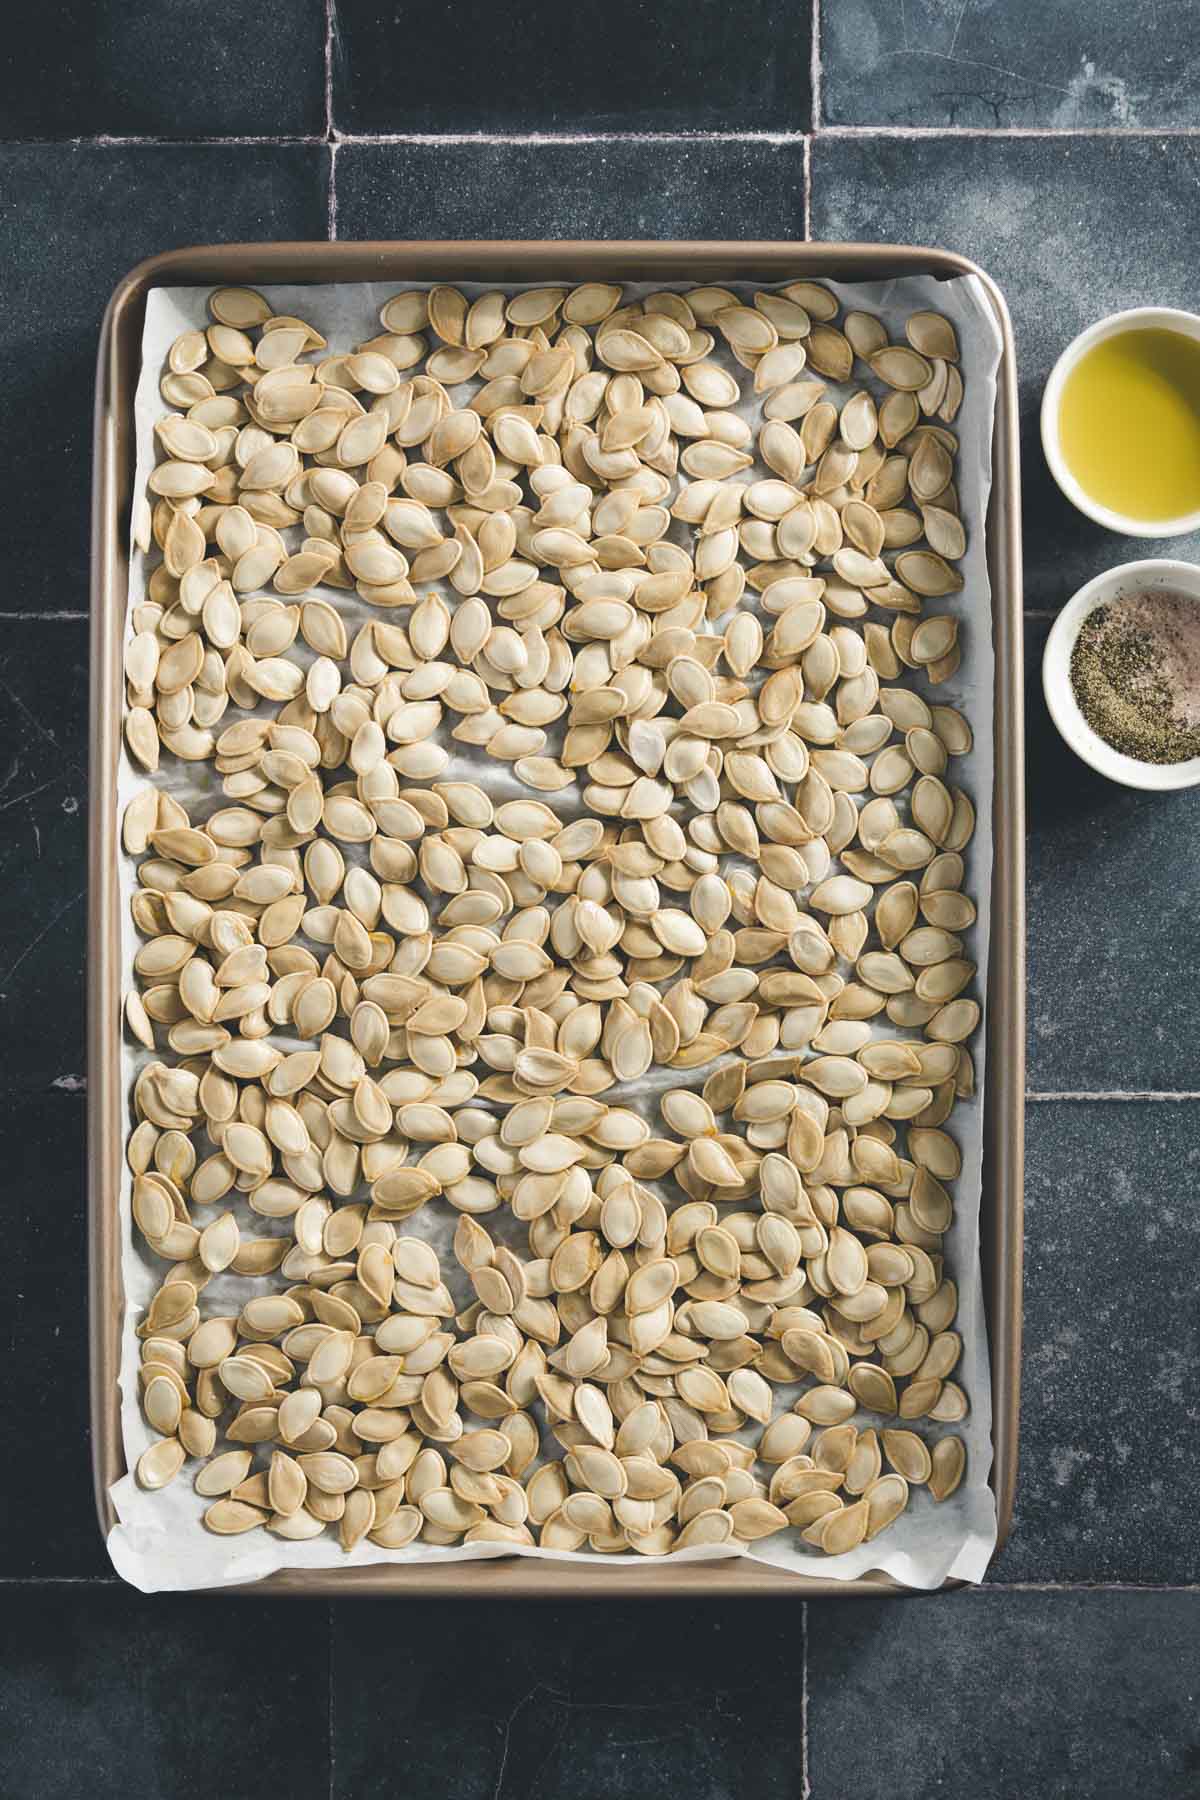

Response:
(331, 0), (813, 134)
(0, 1586), (332, 1800)
(807, 1590), (1200, 1799)
(1, 621), (90, 1094)
(2, 1), (1198, 1794)
(335, 140), (808, 241)
(332, 1599), (808, 1800)
(996, 1099), (1200, 1585)
(0, 1), (328, 139)
(820, 0), (1200, 130)
(1023, 617), (1200, 1093)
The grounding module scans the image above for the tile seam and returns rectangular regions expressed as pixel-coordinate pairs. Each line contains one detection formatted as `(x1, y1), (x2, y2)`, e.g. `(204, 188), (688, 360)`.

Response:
(334, 130), (810, 146)
(0, 130), (811, 148)
(2, 127), (1200, 148)
(817, 123), (1200, 139)
(810, 0), (823, 132)
(24, 134), (330, 147)
(324, 0), (336, 143)
(325, 0), (339, 243)
(1027, 1090), (1200, 1102)
(803, 135), (813, 239)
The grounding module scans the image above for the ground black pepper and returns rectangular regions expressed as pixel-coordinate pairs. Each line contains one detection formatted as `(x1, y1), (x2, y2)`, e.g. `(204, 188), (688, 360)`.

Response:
(1069, 590), (1200, 763)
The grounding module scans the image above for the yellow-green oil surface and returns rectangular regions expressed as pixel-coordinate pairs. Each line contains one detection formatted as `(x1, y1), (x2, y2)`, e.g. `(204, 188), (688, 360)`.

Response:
(1058, 328), (1200, 521)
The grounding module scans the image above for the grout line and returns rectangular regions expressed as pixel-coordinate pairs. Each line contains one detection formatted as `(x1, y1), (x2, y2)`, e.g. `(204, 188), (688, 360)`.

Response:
(323, 0), (339, 239)
(324, 0), (336, 143)
(803, 135), (813, 239)
(49, 134), (328, 147)
(818, 123), (1200, 139)
(810, 0), (822, 133)
(6, 125), (1200, 150)
(7, 610), (88, 621)
(1028, 1090), (1200, 1102)
(0, 128), (813, 151)
(1, 129), (809, 151)
(332, 129), (810, 147)
(800, 1600), (812, 1798)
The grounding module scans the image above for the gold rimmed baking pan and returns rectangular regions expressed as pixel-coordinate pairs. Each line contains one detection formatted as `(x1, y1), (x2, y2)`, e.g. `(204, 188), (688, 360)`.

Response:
(90, 242), (1023, 1594)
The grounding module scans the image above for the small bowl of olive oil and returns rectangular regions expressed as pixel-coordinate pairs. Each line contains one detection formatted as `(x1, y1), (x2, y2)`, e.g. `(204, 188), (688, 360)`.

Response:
(1041, 307), (1200, 536)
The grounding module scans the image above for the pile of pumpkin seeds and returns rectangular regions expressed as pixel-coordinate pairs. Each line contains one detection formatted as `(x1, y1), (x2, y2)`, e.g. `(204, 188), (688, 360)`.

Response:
(122, 279), (974, 1561)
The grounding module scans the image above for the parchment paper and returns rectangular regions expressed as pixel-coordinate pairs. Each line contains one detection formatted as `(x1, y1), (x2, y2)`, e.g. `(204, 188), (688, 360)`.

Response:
(108, 273), (1002, 1592)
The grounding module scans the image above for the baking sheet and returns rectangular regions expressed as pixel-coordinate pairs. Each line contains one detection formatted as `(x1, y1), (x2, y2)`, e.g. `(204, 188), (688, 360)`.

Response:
(108, 273), (1002, 1592)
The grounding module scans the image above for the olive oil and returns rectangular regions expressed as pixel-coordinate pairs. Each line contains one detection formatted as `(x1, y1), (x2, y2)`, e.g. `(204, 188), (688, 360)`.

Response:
(1058, 327), (1200, 522)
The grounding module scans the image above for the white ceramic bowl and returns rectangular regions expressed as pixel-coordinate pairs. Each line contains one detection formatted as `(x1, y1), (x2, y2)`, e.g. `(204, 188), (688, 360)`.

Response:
(1040, 305), (1200, 537)
(1042, 558), (1200, 789)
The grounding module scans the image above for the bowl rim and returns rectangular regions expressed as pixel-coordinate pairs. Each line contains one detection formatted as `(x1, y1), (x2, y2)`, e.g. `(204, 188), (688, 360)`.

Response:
(1040, 305), (1200, 538)
(1042, 556), (1200, 789)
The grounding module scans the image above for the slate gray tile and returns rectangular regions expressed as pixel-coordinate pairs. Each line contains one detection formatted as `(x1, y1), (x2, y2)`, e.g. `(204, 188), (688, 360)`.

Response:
(810, 135), (1200, 610)
(336, 140), (808, 242)
(331, 1598), (806, 1800)
(808, 1590), (1200, 1800)
(993, 1100), (1200, 1584)
(0, 1093), (106, 1576)
(0, 0), (326, 138)
(332, 0), (811, 134)
(1023, 614), (1200, 1090)
(0, 144), (328, 618)
(0, 619), (88, 1094)
(821, 0), (1200, 129)
(0, 1584), (330, 1800)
